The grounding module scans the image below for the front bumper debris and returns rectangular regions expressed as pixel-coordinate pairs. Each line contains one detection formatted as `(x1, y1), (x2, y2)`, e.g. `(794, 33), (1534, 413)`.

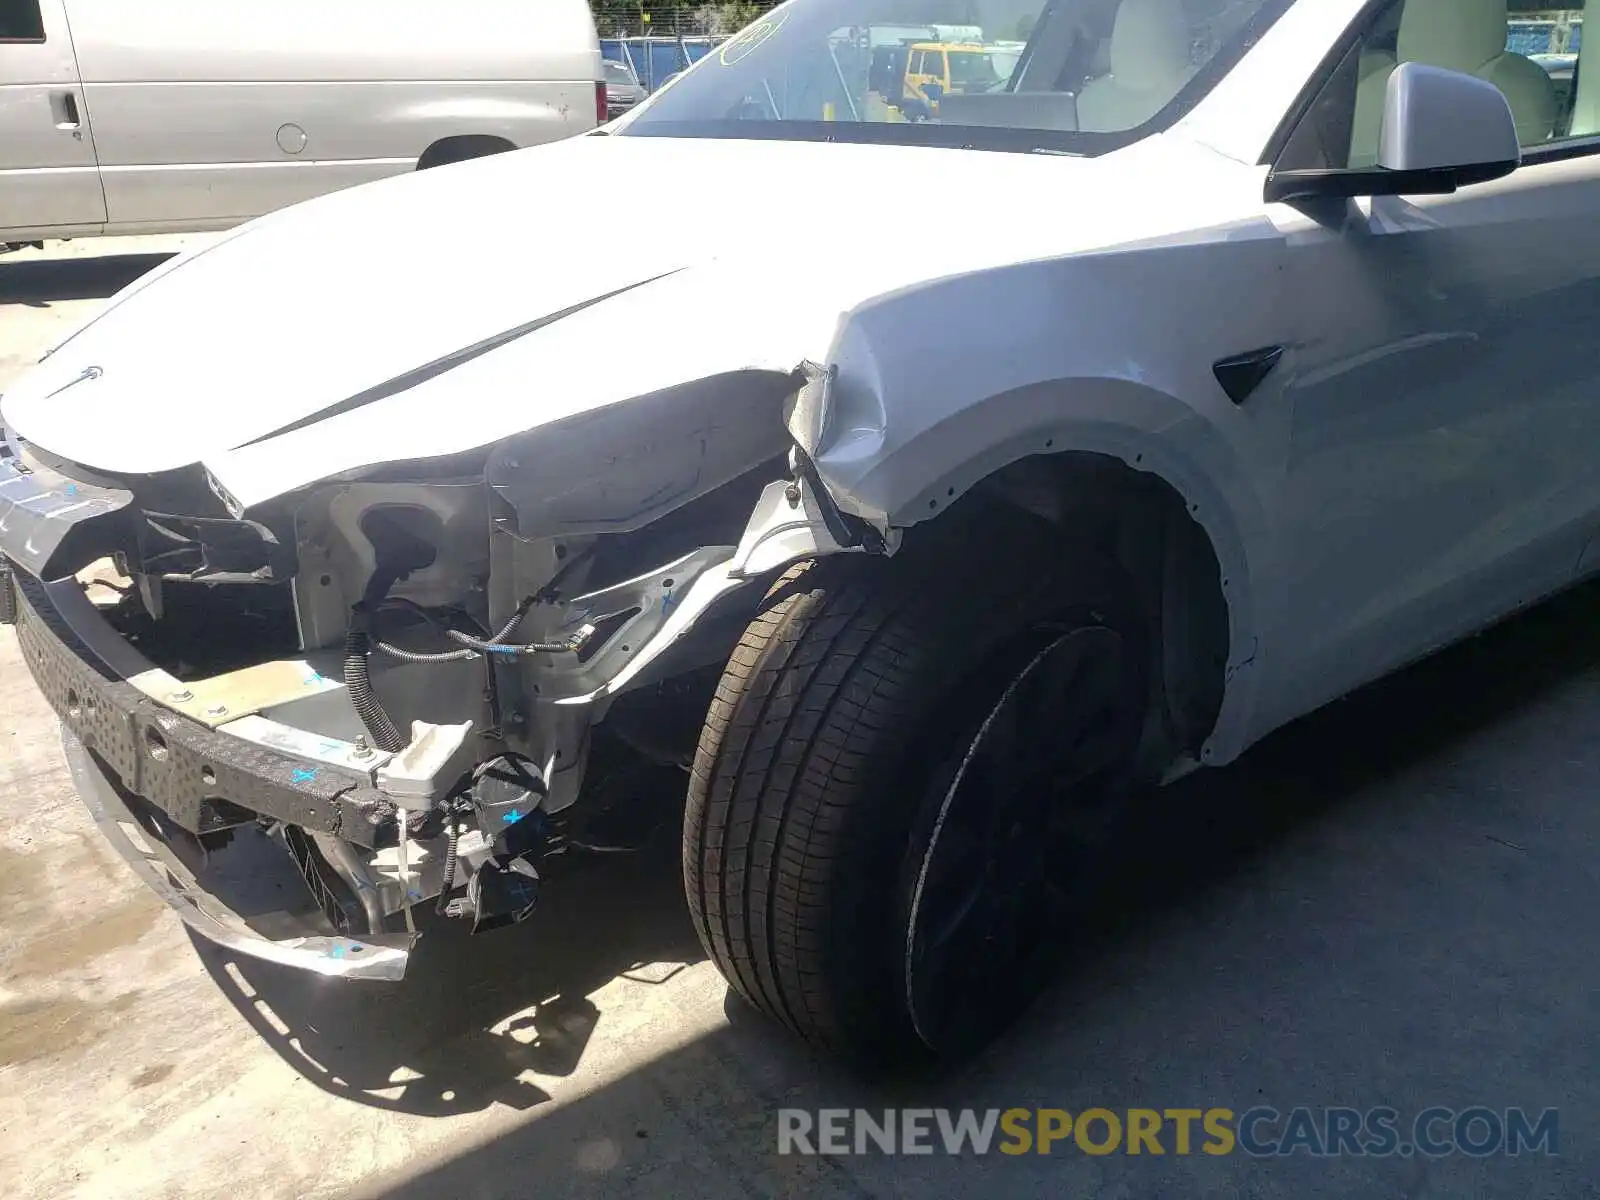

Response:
(65, 730), (415, 979)
(9, 569), (418, 977)
(0, 443), (135, 578)
(10, 571), (397, 844)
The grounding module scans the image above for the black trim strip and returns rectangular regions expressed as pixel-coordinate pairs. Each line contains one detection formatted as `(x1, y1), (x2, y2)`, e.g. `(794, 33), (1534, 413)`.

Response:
(237, 272), (680, 448)
(1264, 158), (1517, 203)
(1259, 0), (1394, 167)
(1520, 135), (1600, 167)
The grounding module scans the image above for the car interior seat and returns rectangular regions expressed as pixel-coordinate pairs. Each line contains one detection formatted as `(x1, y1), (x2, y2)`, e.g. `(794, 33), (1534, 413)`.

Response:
(1348, 47), (1399, 167)
(1076, 0), (1196, 132)
(1352, 0), (1557, 164)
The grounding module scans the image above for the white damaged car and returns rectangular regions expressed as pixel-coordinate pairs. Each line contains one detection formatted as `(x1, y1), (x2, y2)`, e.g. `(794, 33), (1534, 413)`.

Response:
(5, 0), (1600, 1069)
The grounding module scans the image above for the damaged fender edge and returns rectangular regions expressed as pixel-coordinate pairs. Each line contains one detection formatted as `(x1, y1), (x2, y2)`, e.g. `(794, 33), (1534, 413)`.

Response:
(558, 471), (901, 706)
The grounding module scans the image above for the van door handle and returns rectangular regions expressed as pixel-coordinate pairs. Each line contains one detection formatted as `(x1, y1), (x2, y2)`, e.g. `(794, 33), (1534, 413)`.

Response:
(52, 91), (82, 131)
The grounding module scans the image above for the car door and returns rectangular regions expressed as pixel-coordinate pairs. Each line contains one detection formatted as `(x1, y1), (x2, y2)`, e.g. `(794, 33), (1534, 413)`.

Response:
(0, 0), (105, 232)
(1263, 0), (1600, 720)
(906, 48), (938, 110)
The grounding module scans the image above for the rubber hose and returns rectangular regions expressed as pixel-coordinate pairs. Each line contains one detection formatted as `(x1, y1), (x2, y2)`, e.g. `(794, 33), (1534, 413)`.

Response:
(375, 640), (479, 664)
(343, 623), (408, 753)
(436, 812), (462, 915)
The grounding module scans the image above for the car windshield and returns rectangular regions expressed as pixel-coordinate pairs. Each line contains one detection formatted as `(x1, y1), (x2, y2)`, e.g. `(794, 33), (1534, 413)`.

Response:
(604, 60), (638, 85)
(616, 0), (1293, 154)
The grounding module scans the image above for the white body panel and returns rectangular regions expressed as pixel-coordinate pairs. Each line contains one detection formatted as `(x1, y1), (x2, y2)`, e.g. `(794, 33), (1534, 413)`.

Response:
(1259, 155), (1600, 730)
(0, 0), (600, 240)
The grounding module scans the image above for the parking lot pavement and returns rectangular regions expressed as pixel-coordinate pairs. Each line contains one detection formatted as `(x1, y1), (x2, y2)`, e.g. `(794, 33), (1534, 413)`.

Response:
(1, 239), (1596, 1200)
(0, 236), (212, 382)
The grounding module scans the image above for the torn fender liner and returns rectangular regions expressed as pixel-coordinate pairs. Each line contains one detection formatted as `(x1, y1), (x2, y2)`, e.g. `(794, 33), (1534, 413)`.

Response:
(138, 510), (296, 582)
(238, 272), (682, 448)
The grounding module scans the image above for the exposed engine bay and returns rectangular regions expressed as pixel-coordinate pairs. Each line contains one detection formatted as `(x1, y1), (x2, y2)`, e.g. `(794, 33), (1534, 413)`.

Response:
(1, 360), (889, 972)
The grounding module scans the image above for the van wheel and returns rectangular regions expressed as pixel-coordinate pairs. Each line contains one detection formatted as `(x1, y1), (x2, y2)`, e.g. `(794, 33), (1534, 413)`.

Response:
(684, 516), (1149, 1070)
(415, 135), (515, 171)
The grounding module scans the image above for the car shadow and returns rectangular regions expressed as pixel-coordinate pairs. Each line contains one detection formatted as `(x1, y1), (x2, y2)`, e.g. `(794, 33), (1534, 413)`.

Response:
(358, 579), (1600, 1199)
(0, 252), (176, 306)
(193, 805), (706, 1117)
(198, 576), (1600, 1126)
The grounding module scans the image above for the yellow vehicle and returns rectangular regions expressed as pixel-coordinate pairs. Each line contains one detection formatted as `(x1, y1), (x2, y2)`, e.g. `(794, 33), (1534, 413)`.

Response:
(900, 41), (1007, 117)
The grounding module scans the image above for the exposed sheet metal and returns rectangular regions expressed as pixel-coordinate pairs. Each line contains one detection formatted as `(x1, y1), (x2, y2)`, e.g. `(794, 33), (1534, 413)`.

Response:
(129, 658), (344, 728)
(553, 475), (881, 706)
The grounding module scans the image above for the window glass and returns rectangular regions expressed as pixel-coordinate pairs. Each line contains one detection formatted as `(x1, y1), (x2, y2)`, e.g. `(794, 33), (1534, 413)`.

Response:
(0, 0), (46, 42)
(617, 0), (1296, 157)
(949, 48), (1003, 88)
(1283, 0), (1588, 171)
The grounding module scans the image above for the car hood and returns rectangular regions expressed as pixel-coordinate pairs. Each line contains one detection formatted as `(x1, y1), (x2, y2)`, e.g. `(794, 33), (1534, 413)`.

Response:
(0, 131), (1241, 509)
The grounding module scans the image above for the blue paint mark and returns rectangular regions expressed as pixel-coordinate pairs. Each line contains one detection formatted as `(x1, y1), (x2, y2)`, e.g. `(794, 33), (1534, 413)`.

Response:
(502, 808), (523, 824)
(329, 944), (346, 959)
(63, 483), (79, 497)
(303, 670), (324, 686)
(408, 889), (423, 900)
(661, 589), (677, 616)
(291, 767), (318, 784)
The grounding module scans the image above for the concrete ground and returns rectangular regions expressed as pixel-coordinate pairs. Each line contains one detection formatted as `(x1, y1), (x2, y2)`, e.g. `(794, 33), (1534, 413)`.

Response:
(1, 238), (1595, 1199)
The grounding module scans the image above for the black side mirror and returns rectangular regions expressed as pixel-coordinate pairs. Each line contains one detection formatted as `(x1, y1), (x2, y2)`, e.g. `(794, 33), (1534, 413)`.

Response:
(1266, 62), (1521, 204)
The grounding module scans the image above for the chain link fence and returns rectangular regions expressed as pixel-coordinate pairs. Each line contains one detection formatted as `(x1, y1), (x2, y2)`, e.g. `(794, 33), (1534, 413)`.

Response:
(592, 2), (779, 89)
(592, 1), (777, 38)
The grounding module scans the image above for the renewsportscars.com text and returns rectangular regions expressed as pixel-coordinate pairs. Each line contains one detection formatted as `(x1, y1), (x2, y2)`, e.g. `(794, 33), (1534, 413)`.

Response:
(777, 1106), (1559, 1158)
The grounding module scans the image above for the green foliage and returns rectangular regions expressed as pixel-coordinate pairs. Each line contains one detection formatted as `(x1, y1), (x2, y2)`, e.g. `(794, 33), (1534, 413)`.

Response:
(592, 0), (779, 38)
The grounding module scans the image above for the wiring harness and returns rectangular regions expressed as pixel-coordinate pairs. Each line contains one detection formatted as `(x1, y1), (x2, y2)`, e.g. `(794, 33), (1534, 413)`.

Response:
(342, 573), (594, 755)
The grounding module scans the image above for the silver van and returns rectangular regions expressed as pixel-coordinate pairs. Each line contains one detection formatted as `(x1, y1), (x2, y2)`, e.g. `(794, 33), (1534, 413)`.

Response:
(0, 0), (604, 243)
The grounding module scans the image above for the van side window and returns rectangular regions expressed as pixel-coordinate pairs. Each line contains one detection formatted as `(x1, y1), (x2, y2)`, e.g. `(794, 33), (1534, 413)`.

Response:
(0, 0), (46, 42)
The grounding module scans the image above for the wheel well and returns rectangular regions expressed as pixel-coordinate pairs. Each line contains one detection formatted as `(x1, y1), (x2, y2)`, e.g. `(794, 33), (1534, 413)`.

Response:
(416, 135), (516, 171)
(966, 451), (1231, 777)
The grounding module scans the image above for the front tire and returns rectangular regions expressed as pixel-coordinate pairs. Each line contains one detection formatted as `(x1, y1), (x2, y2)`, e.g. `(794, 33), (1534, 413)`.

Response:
(683, 512), (1149, 1069)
